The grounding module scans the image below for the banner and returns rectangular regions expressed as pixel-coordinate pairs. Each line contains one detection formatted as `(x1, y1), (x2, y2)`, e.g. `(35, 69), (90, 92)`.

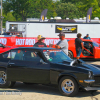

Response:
(0, 37), (99, 47)
(39, 9), (48, 22)
(55, 25), (77, 33)
(86, 7), (93, 23)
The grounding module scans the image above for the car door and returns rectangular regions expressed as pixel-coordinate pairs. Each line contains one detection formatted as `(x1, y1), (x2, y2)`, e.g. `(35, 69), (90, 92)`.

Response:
(7, 49), (50, 84)
(21, 50), (50, 84)
(93, 42), (100, 58)
(81, 41), (94, 58)
(7, 49), (27, 81)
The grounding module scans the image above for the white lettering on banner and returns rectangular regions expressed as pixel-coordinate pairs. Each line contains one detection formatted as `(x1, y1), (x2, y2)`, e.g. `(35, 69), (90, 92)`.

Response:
(25, 39), (35, 45)
(49, 39), (54, 44)
(16, 39), (25, 45)
(0, 38), (7, 45)
(45, 39), (50, 45)
(45, 39), (60, 45)
(54, 39), (60, 44)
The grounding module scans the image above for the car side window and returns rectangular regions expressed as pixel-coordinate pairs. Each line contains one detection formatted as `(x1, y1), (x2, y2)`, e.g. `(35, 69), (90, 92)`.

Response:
(23, 50), (42, 62)
(2, 51), (11, 58)
(11, 50), (23, 60)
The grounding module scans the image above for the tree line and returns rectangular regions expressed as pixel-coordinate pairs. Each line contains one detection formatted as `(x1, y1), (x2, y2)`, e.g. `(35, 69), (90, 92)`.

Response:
(1, 0), (100, 27)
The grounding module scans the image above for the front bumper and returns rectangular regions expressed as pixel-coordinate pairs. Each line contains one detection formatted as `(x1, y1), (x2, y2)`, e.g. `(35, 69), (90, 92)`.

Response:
(84, 87), (100, 91)
(84, 79), (95, 83)
(84, 79), (100, 91)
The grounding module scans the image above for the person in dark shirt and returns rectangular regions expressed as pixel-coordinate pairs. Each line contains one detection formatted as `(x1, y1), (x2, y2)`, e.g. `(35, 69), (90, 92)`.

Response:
(83, 34), (91, 40)
(83, 34), (91, 46)
(75, 33), (84, 59)
(34, 35), (47, 47)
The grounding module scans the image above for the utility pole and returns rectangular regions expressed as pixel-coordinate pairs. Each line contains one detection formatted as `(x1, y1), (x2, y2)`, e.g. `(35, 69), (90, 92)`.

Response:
(1, 0), (3, 35)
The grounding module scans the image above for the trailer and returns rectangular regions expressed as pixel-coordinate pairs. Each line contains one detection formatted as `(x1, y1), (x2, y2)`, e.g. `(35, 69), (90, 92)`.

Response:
(1, 21), (99, 47)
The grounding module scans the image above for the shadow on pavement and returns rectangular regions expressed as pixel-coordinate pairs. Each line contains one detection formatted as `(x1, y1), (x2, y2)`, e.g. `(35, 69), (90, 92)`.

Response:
(0, 82), (100, 98)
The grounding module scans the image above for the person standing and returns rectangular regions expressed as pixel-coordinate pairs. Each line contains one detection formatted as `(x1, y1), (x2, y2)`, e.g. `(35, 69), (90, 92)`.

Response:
(83, 34), (91, 40)
(55, 32), (68, 55)
(34, 35), (47, 47)
(75, 33), (84, 59)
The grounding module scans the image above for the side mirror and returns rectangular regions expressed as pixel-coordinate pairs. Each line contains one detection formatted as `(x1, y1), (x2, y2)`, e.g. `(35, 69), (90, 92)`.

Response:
(2, 45), (6, 48)
(0, 44), (6, 48)
(40, 59), (48, 64)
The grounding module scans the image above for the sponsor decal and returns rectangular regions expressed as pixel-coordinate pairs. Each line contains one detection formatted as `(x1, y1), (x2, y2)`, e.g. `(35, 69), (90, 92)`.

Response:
(15, 38), (60, 46)
(55, 25), (77, 33)
(16, 39), (36, 45)
(45, 39), (60, 45)
(0, 38), (7, 45)
(25, 39), (36, 45)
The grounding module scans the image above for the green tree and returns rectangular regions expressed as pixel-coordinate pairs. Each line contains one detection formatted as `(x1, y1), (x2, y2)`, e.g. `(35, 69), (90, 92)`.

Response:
(77, 0), (99, 18)
(3, 11), (16, 27)
(56, 2), (80, 19)
(3, 0), (57, 21)
(60, 0), (79, 3)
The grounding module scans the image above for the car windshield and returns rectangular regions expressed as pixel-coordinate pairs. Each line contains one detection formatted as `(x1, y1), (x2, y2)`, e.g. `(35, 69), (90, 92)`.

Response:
(43, 49), (71, 63)
(93, 41), (99, 47)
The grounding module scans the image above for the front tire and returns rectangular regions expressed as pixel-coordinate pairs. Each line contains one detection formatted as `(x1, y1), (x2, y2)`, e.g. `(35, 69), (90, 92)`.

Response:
(58, 76), (79, 97)
(0, 69), (15, 88)
(68, 51), (73, 59)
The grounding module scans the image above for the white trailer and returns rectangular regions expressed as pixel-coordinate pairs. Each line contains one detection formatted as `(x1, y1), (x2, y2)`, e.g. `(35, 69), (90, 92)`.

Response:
(5, 21), (100, 39)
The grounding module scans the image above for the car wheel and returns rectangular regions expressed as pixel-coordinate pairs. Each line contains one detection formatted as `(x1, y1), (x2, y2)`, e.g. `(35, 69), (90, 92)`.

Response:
(68, 51), (73, 59)
(59, 76), (79, 97)
(0, 69), (15, 88)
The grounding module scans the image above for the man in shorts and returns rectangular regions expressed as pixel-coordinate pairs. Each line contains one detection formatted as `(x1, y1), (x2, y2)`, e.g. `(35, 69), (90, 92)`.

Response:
(75, 33), (84, 59)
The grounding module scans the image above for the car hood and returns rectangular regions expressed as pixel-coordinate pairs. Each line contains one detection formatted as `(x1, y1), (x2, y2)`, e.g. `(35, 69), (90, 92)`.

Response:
(82, 63), (100, 75)
(53, 59), (100, 75)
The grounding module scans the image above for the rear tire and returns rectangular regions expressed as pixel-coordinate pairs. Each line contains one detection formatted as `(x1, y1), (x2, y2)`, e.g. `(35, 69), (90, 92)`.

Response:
(58, 76), (79, 97)
(68, 51), (73, 59)
(0, 69), (15, 88)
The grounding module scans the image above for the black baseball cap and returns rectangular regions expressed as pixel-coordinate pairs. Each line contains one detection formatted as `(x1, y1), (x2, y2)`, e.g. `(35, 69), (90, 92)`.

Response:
(58, 32), (65, 36)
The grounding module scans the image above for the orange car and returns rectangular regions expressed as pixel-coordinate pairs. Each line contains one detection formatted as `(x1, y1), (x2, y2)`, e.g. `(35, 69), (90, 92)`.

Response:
(68, 39), (100, 59)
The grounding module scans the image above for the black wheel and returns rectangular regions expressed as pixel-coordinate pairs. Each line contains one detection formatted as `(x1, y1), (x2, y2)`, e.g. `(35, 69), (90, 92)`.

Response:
(0, 69), (15, 88)
(58, 76), (79, 97)
(68, 51), (73, 59)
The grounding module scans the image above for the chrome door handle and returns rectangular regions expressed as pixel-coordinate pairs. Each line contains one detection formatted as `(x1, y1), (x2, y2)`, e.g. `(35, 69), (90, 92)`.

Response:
(8, 63), (15, 65)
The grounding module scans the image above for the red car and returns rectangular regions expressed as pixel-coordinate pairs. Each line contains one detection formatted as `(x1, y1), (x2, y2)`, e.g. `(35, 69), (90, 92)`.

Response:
(68, 39), (100, 59)
(0, 43), (17, 53)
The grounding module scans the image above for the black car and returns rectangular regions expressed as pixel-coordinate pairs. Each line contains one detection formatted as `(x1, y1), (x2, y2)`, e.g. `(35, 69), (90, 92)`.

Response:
(0, 47), (100, 97)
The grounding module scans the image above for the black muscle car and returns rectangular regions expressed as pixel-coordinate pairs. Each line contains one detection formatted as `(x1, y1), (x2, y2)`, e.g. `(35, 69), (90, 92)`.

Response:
(0, 47), (100, 97)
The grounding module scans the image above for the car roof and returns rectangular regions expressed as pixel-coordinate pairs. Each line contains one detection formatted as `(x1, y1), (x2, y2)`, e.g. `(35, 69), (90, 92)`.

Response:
(68, 39), (93, 42)
(11, 47), (56, 50)
(82, 39), (92, 42)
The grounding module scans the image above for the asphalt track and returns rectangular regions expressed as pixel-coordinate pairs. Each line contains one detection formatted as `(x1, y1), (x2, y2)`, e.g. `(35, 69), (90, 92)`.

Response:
(0, 60), (100, 100)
